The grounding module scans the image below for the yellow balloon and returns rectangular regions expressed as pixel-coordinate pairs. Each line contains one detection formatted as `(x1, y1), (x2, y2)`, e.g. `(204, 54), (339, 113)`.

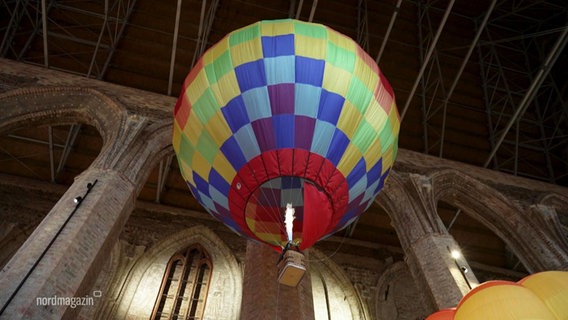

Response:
(426, 272), (568, 320)
(454, 281), (556, 320)
(519, 271), (568, 319)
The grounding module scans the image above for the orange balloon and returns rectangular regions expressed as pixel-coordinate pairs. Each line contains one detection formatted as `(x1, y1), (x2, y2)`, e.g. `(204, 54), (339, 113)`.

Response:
(425, 308), (455, 320)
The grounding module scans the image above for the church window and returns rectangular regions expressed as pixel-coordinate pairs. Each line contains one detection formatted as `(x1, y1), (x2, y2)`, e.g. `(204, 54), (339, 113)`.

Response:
(151, 244), (212, 320)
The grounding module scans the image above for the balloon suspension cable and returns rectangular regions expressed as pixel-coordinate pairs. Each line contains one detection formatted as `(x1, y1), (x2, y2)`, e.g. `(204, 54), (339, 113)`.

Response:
(277, 240), (301, 264)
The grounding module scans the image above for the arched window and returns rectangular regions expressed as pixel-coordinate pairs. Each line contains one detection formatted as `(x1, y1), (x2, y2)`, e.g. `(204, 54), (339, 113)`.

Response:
(151, 244), (212, 320)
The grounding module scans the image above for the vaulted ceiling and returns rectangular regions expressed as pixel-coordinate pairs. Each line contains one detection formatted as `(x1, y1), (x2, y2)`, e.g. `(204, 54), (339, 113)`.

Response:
(1, 0), (567, 275)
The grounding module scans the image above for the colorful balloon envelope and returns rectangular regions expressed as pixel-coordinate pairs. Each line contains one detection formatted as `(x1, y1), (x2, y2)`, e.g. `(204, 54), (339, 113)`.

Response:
(425, 271), (568, 320)
(172, 19), (400, 251)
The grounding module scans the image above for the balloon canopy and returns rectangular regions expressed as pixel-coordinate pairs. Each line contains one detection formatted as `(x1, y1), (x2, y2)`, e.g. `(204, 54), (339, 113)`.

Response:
(172, 19), (399, 251)
(425, 271), (568, 320)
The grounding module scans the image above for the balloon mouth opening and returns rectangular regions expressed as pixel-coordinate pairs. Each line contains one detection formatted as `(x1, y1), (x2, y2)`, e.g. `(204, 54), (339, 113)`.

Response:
(230, 149), (347, 251)
(244, 176), (319, 248)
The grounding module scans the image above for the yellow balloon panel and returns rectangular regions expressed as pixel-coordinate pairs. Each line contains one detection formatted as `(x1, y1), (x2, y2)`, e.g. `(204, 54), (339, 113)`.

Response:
(519, 271), (568, 319)
(454, 282), (556, 320)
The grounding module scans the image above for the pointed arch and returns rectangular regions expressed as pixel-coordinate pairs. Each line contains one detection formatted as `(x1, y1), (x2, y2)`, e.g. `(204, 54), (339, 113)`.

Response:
(0, 86), (174, 190)
(112, 225), (242, 320)
(0, 87), (126, 143)
(430, 169), (568, 271)
(375, 172), (445, 249)
(309, 249), (368, 320)
(375, 261), (428, 320)
(540, 192), (568, 209)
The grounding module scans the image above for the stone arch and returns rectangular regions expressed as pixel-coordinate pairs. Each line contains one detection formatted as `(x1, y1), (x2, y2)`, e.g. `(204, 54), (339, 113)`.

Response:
(0, 86), (174, 191)
(0, 87), (126, 143)
(112, 225), (242, 320)
(106, 119), (173, 192)
(540, 192), (568, 210)
(375, 261), (428, 320)
(375, 172), (444, 248)
(309, 249), (368, 320)
(536, 193), (568, 253)
(430, 168), (568, 271)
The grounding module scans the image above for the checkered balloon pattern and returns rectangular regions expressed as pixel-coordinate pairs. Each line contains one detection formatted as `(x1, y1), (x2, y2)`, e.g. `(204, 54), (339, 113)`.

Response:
(173, 19), (399, 251)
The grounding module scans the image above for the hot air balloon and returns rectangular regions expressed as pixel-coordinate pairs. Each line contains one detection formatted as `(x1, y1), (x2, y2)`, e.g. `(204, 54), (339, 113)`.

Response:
(172, 19), (399, 255)
(425, 271), (568, 320)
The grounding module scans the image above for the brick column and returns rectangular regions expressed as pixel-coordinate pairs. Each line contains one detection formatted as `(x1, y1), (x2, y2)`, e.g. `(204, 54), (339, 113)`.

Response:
(380, 173), (477, 312)
(0, 168), (136, 319)
(240, 241), (314, 320)
(405, 233), (477, 310)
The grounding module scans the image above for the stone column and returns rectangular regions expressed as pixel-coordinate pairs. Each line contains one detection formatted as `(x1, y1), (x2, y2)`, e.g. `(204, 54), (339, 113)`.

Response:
(379, 173), (477, 312)
(405, 233), (477, 310)
(240, 241), (314, 320)
(0, 101), (170, 319)
(0, 168), (135, 319)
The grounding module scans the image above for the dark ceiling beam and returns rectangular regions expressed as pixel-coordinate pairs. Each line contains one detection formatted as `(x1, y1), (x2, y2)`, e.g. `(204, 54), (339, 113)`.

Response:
(477, 26), (567, 47)
(484, 25), (568, 168)
(155, 154), (173, 204)
(375, 0), (402, 64)
(56, 124), (81, 178)
(478, 30), (525, 170)
(87, 0), (109, 77)
(41, 0), (48, 67)
(47, 126), (54, 182)
(415, 2), (430, 154)
(488, 0), (550, 28)
(357, 0), (369, 51)
(15, 1), (55, 61)
(308, 0), (318, 22)
(98, 0), (139, 80)
(191, 0), (219, 68)
(167, 0), (183, 96)
(295, 0), (304, 19)
(0, 145), (44, 180)
(400, 0), (455, 121)
(1, 0), (30, 56)
(529, 78), (555, 184)
(438, 0), (497, 158)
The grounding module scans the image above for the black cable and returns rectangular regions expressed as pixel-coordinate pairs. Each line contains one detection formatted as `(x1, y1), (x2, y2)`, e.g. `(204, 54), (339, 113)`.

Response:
(0, 179), (98, 315)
